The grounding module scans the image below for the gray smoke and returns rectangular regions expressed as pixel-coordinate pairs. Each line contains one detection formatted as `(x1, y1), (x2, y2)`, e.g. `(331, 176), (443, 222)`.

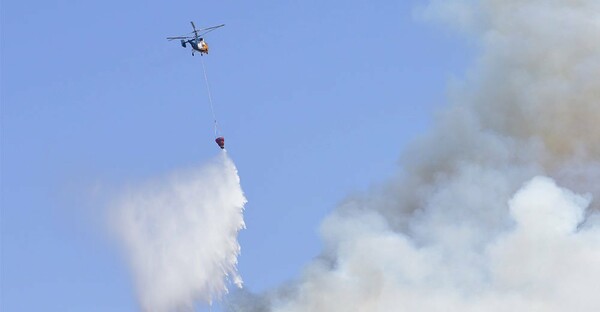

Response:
(113, 152), (246, 312)
(229, 0), (600, 311)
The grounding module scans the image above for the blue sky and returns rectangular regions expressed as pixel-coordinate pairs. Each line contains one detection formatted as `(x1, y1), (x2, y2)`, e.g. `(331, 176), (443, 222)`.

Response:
(1, 0), (472, 310)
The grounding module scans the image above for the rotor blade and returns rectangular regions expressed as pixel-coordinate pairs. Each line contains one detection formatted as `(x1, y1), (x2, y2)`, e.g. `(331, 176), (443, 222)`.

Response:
(167, 36), (192, 41)
(185, 24), (224, 36)
(199, 26), (225, 37)
(197, 24), (225, 37)
(199, 29), (216, 37)
(191, 21), (197, 31)
(197, 24), (225, 31)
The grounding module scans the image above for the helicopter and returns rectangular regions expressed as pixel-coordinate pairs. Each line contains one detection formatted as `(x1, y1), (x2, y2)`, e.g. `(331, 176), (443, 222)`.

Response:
(167, 21), (225, 56)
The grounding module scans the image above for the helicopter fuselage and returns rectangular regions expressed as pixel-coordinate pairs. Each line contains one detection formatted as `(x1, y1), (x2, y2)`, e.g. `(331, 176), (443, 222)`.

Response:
(181, 39), (207, 55)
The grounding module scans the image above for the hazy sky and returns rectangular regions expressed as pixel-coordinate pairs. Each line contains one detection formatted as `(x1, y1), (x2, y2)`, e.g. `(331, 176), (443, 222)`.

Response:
(1, 0), (472, 310)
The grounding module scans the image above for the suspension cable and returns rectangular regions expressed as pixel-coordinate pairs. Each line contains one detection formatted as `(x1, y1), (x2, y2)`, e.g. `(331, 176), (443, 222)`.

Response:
(200, 55), (219, 137)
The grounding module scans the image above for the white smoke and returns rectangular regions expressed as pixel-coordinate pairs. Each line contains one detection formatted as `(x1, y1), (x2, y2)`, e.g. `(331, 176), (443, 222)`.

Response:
(228, 0), (600, 311)
(247, 177), (599, 312)
(113, 152), (246, 312)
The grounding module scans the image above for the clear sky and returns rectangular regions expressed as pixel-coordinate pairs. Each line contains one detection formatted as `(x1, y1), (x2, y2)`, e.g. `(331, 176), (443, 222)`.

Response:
(1, 0), (472, 310)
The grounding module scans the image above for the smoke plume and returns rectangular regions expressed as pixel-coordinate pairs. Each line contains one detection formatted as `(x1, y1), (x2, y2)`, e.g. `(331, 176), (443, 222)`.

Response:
(229, 0), (600, 311)
(113, 152), (246, 312)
